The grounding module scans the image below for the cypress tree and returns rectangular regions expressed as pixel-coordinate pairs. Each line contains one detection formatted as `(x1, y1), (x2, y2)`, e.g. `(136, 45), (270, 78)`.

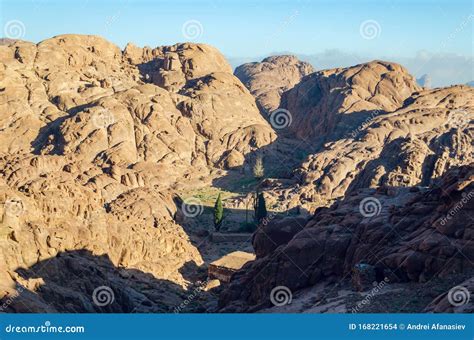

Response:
(255, 192), (267, 224)
(214, 193), (223, 231)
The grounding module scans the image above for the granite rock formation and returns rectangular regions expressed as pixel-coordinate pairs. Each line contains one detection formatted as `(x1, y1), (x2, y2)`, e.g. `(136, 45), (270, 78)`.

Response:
(236, 60), (473, 213)
(0, 34), (274, 311)
(234, 55), (314, 113)
(219, 165), (474, 312)
(1, 36), (472, 313)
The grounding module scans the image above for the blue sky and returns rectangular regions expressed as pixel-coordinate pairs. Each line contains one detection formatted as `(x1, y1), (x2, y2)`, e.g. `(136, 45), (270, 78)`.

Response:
(1, 0), (473, 85)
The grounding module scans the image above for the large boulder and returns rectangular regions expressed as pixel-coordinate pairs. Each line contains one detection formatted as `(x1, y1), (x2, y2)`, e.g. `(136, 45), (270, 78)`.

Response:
(252, 216), (306, 258)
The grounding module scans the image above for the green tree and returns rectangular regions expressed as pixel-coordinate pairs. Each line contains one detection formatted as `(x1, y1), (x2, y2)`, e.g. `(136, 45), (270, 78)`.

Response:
(254, 192), (268, 224)
(214, 193), (224, 231)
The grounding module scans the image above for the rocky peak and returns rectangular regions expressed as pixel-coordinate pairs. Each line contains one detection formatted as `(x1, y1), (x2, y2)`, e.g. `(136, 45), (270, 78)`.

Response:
(234, 55), (314, 112)
(282, 60), (421, 142)
(124, 42), (233, 92)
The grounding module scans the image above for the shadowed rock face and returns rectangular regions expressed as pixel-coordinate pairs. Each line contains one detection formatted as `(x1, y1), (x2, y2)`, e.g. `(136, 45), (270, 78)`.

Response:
(425, 276), (474, 313)
(219, 165), (474, 312)
(282, 61), (422, 143)
(222, 59), (473, 312)
(232, 59), (473, 216)
(234, 55), (314, 113)
(4, 250), (199, 313)
(289, 84), (474, 210)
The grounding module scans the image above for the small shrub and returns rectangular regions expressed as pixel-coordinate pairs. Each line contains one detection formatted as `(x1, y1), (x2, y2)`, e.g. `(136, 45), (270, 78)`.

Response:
(253, 155), (264, 179)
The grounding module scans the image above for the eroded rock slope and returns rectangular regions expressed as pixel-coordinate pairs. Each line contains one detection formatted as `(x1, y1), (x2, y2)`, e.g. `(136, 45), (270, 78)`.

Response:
(234, 55), (314, 113)
(219, 165), (474, 312)
(236, 60), (473, 212)
(0, 34), (275, 311)
(220, 58), (473, 313)
(0, 38), (472, 313)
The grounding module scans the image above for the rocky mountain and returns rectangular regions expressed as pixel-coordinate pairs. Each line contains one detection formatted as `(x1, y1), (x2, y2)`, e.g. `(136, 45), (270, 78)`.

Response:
(291, 84), (473, 209)
(219, 165), (474, 312)
(231, 61), (473, 214)
(234, 55), (314, 113)
(0, 34), (274, 312)
(220, 59), (473, 313)
(0, 34), (472, 313)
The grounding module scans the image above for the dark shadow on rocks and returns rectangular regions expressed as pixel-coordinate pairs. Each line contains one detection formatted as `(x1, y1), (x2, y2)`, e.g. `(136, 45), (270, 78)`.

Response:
(136, 58), (164, 86)
(3, 249), (213, 313)
(217, 165), (474, 312)
(173, 192), (311, 264)
(31, 115), (68, 155)
(31, 102), (98, 155)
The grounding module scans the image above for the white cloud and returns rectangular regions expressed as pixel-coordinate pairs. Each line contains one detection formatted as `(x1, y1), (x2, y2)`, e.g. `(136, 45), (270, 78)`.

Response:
(228, 50), (474, 88)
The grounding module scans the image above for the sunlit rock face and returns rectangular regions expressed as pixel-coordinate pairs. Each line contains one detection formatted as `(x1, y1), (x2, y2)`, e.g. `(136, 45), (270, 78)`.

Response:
(0, 34), (276, 311)
(234, 55), (314, 113)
